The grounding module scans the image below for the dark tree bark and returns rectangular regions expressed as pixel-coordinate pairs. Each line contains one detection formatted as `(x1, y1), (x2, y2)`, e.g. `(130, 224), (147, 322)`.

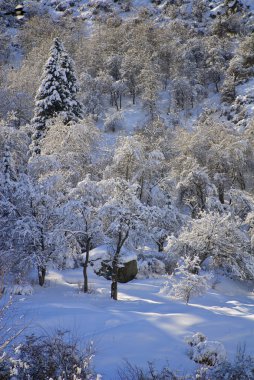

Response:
(139, 176), (144, 201)
(111, 257), (119, 301)
(38, 266), (46, 286)
(113, 92), (119, 111)
(237, 171), (246, 190)
(157, 240), (164, 252)
(38, 226), (46, 286)
(82, 238), (91, 293)
(218, 184), (225, 204)
(132, 91), (136, 105)
(65, 227), (93, 294)
(83, 264), (88, 293)
(111, 228), (129, 300)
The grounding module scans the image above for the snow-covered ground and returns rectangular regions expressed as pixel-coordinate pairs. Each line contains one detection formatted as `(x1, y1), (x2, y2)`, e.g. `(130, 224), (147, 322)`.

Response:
(11, 268), (254, 379)
(2, 0), (254, 378)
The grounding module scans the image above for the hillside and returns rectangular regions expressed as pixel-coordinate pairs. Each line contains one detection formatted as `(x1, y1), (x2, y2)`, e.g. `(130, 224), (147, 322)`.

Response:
(1, 0), (254, 379)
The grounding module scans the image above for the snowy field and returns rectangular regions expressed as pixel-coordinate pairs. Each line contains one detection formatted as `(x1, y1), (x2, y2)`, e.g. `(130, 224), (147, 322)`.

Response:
(11, 269), (254, 379)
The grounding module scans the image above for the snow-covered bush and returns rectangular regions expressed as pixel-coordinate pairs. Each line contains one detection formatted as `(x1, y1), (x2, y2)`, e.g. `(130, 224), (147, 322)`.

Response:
(171, 212), (254, 281)
(147, 204), (181, 252)
(11, 285), (33, 296)
(221, 75), (236, 103)
(104, 111), (123, 132)
(138, 258), (166, 278)
(168, 272), (212, 304)
(186, 332), (226, 366)
(228, 189), (254, 220)
(118, 360), (186, 380)
(190, 341), (227, 366)
(0, 297), (25, 379)
(118, 348), (254, 380)
(177, 168), (216, 218)
(204, 345), (254, 380)
(185, 332), (206, 347)
(10, 331), (97, 380)
(161, 256), (212, 304)
(171, 77), (195, 111)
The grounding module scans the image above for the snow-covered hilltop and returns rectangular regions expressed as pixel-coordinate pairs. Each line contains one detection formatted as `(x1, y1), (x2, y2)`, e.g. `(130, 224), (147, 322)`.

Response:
(1, 0), (254, 379)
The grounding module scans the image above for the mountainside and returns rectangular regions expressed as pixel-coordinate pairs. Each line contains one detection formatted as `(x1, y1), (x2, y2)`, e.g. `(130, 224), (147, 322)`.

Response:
(1, 1), (254, 379)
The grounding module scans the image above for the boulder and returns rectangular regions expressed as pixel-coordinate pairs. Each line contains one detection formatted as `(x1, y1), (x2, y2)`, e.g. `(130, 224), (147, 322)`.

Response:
(90, 245), (138, 283)
(118, 260), (138, 283)
(95, 259), (138, 283)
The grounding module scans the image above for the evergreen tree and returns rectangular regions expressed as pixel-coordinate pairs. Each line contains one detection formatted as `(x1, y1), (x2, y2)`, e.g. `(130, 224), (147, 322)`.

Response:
(31, 38), (83, 155)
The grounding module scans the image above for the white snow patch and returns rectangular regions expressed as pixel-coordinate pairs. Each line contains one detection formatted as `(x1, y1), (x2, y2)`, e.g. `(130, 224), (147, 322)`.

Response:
(5, 268), (254, 378)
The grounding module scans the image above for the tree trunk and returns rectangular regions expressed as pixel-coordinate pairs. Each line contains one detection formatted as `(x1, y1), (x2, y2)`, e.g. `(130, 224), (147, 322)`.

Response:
(218, 184), (224, 204)
(139, 176), (144, 201)
(238, 172), (245, 190)
(125, 164), (129, 181)
(114, 94), (119, 111)
(38, 266), (46, 286)
(157, 241), (164, 252)
(132, 91), (136, 105)
(38, 226), (46, 286)
(111, 257), (118, 300)
(0, 268), (5, 298)
(83, 265), (88, 293)
(111, 230), (129, 301)
(111, 277), (118, 300)
(83, 240), (90, 293)
(110, 92), (114, 106)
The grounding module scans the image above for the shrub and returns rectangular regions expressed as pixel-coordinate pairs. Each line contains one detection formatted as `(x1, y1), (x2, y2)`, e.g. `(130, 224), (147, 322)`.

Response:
(197, 345), (254, 379)
(118, 360), (187, 380)
(104, 111), (123, 132)
(11, 285), (33, 296)
(186, 332), (227, 367)
(9, 330), (97, 380)
(161, 256), (212, 304)
(138, 258), (166, 278)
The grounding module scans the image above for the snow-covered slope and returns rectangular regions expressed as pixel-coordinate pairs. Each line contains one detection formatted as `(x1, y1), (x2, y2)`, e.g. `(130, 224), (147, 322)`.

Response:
(2, 1), (254, 378)
(13, 268), (254, 378)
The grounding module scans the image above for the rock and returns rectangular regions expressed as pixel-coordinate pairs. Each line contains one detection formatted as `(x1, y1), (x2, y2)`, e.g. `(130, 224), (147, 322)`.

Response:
(90, 245), (138, 283)
(118, 260), (138, 283)
(95, 259), (138, 283)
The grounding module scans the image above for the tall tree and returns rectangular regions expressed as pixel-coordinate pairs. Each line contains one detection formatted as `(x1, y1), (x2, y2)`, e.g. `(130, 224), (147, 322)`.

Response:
(31, 38), (83, 155)
(100, 180), (146, 300)
(61, 177), (104, 293)
(172, 212), (254, 281)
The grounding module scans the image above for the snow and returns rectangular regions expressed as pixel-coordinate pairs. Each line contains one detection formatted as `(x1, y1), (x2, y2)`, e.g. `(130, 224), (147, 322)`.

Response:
(138, 257), (166, 278)
(89, 245), (137, 264)
(89, 245), (110, 261)
(235, 77), (254, 126)
(8, 268), (254, 378)
(11, 284), (34, 296)
(245, 0), (254, 11)
(2, 0), (254, 377)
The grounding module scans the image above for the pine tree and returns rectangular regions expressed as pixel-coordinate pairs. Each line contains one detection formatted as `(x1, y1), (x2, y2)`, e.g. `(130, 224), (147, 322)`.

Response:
(31, 38), (83, 155)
